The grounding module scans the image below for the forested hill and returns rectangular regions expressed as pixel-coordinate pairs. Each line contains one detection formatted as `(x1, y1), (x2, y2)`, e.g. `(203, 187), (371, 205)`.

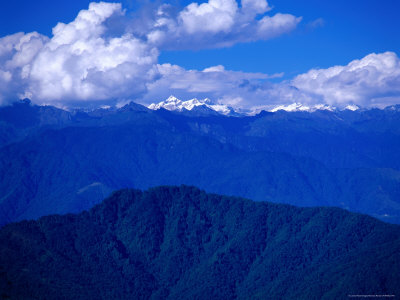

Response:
(1, 186), (399, 299)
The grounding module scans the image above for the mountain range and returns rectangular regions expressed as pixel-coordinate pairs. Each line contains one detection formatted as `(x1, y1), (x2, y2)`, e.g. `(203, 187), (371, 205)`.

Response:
(1, 98), (400, 226)
(148, 96), (238, 116)
(1, 186), (399, 299)
(147, 96), (367, 115)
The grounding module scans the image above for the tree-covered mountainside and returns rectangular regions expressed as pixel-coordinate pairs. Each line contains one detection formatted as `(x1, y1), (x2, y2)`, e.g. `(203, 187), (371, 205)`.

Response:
(0, 186), (399, 299)
(1, 101), (400, 225)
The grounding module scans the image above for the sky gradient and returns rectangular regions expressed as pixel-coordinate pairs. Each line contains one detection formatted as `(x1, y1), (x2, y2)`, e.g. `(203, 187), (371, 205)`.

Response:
(0, 0), (399, 109)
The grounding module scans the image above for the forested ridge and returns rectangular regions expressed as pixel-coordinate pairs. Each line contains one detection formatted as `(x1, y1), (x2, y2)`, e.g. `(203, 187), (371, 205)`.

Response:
(1, 186), (399, 299)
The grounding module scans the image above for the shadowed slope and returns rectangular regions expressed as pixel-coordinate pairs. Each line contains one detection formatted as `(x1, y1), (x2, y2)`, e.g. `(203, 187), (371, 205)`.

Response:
(1, 186), (399, 299)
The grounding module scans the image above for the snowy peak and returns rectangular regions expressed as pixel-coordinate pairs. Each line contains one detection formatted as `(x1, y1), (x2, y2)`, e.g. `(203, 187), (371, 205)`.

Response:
(149, 97), (380, 116)
(267, 103), (366, 113)
(344, 104), (360, 111)
(148, 96), (236, 116)
(148, 96), (182, 111)
(269, 103), (335, 113)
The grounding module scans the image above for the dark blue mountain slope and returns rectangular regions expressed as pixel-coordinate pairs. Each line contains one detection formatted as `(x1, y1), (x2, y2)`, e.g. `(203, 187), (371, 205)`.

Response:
(1, 186), (399, 300)
(1, 101), (400, 225)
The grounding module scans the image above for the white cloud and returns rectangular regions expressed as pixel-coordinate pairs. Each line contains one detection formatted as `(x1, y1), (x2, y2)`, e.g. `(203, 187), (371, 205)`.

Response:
(0, 32), (48, 105)
(291, 52), (400, 107)
(203, 65), (225, 72)
(179, 0), (238, 34)
(28, 2), (159, 104)
(0, 2), (158, 105)
(143, 0), (301, 49)
(241, 0), (270, 16)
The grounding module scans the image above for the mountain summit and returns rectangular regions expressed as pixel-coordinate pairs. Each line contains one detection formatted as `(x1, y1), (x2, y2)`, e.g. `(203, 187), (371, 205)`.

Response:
(148, 96), (369, 115)
(148, 96), (237, 115)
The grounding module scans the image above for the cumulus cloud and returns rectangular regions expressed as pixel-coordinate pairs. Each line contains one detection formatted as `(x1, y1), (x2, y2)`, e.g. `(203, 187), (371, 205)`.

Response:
(0, 2), (158, 104)
(0, 32), (48, 104)
(26, 2), (158, 104)
(143, 0), (301, 49)
(0, 2), (158, 105)
(291, 52), (400, 107)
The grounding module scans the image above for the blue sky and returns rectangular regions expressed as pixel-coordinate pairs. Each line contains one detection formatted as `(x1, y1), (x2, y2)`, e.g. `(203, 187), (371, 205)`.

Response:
(0, 0), (399, 109)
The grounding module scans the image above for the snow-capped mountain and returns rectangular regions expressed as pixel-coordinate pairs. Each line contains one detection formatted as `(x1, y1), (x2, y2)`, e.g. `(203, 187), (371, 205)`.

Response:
(250, 103), (364, 114)
(344, 104), (360, 111)
(148, 96), (372, 116)
(268, 103), (335, 113)
(148, 96), (236, 116)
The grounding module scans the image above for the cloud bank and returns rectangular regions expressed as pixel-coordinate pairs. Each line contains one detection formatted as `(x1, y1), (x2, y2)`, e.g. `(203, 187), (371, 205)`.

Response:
(142, 63), (278, 106)
(291, 52), (400, 107)
(0, 1), (399, 109)
(143, 52), (400, 109)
